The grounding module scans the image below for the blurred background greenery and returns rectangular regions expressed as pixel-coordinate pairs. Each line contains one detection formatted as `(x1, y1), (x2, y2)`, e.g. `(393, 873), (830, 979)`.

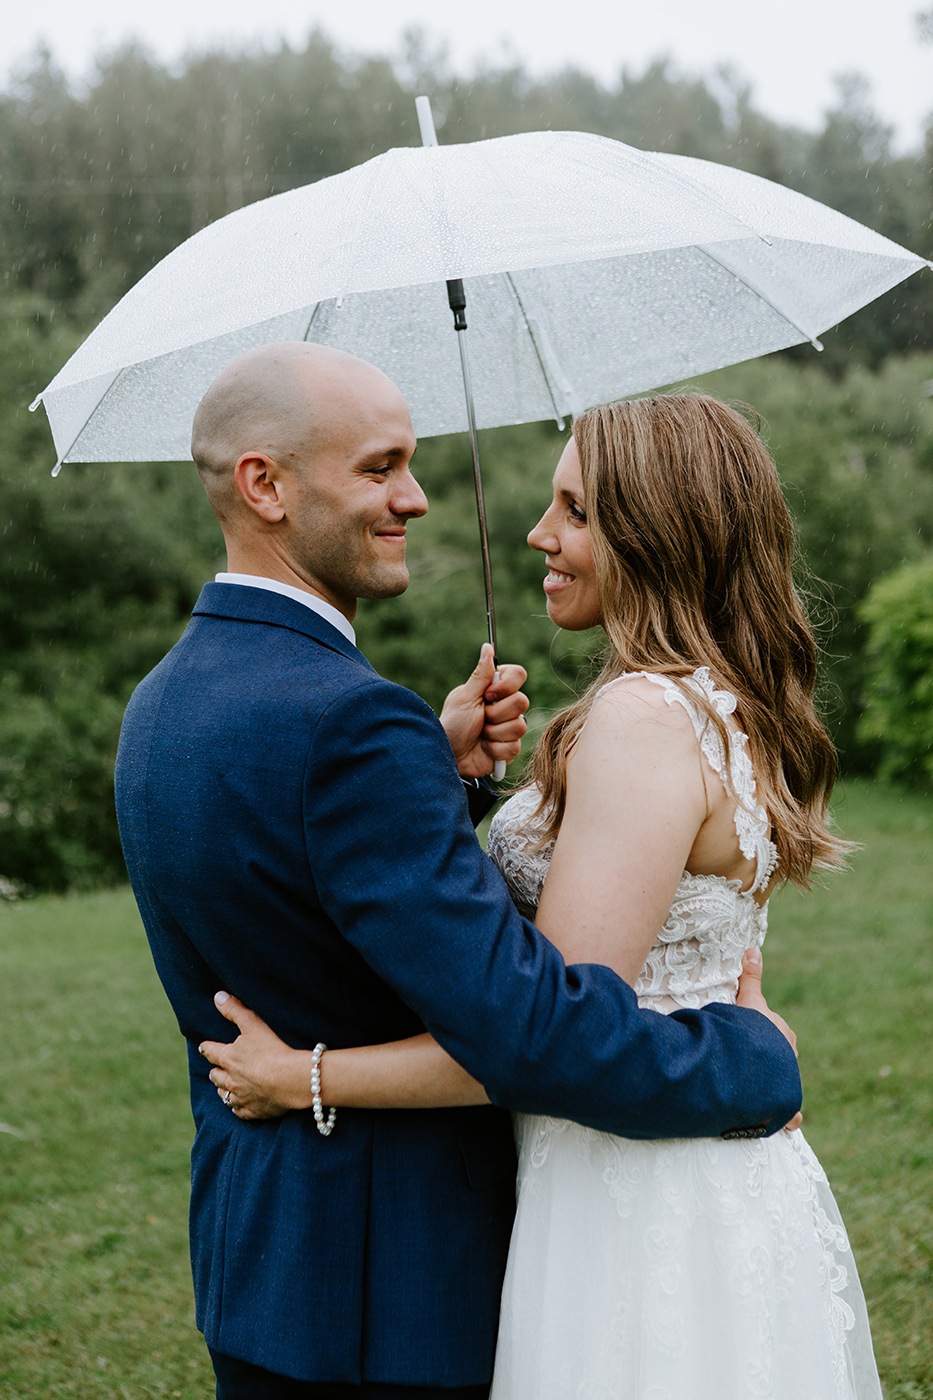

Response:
(0, 27), (931, 894)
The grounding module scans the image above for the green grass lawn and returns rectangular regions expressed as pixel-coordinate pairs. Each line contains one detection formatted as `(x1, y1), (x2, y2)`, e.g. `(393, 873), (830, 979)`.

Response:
(1, 778), (931, 1398)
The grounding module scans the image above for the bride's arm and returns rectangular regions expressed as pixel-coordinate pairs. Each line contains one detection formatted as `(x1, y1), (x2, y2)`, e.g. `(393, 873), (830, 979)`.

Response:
(534, 679), (709, 984)
(536, 688), (803, 1128)
(199, 997), (488, 1120)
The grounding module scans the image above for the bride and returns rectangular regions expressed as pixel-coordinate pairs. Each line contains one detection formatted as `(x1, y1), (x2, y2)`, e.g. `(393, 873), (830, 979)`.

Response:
(201, 393), (882, 1398)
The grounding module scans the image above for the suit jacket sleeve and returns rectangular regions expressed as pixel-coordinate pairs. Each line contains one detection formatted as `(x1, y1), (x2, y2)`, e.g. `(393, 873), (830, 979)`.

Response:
(302, 675), (801, 1139)
(462, 777), (498, 828)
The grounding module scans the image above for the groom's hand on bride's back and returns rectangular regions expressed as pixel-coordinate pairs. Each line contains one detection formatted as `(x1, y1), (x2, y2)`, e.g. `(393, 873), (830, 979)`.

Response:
(439, 642), (529, 779)
(737, 947), (803, 1131)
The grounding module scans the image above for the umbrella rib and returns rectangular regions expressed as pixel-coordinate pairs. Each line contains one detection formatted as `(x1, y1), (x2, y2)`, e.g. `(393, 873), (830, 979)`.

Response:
(697, 245), (823, 350)
(48, 369), (122, 476)
(335, 153), (396, 302)
(301, 302), (323, 342)
(503, 273), (570, 424)
(634, 147), (774, 248)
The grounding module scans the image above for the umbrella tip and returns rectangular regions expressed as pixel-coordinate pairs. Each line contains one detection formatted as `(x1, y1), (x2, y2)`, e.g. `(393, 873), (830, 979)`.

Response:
(28, 394), (42, 413)
(415, 96), (439, 148)
(51, 460), (63, 478)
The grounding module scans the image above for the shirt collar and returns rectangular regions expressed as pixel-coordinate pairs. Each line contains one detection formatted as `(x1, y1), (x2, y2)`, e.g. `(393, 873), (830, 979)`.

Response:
(214, 573), (356, 646)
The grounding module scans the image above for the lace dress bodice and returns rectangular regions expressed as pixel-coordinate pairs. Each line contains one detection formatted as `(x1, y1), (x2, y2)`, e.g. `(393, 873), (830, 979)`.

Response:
(487, 668), (779, 1013)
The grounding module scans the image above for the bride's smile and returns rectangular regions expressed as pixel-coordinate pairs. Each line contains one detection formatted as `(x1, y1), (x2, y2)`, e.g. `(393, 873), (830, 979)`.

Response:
(543, 565), (574, 590)
(528, 439), (602, 631)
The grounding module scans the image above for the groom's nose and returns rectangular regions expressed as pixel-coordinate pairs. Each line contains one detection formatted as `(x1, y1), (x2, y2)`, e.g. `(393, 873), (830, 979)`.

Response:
(390, 465), (429, 518)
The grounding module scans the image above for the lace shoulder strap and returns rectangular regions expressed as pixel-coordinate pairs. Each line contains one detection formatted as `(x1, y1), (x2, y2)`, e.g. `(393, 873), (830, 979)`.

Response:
(595, 668), (778, 893)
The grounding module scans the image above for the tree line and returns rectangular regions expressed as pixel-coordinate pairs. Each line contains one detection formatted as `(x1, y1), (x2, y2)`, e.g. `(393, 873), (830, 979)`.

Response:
(0, 29), (931, 892)
(3, 30), (931, 366)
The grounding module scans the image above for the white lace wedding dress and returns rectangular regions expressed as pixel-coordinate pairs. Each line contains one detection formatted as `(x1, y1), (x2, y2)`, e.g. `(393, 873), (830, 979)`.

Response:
(487, 670), (882, 1400)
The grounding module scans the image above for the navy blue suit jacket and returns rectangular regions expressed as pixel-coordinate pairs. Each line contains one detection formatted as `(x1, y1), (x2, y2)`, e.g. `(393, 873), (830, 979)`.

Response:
(114, 583), (801, 1386)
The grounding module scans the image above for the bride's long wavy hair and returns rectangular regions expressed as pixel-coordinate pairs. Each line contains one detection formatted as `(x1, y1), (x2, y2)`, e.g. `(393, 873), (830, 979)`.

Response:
(529, 393), (849, 886)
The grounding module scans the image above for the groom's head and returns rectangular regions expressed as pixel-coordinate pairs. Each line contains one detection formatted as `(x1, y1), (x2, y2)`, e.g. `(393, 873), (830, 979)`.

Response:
(191, 343), (426, 621)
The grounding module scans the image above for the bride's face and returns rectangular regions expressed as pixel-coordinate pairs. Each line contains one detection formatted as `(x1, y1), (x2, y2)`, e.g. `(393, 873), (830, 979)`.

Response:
(527, 440), (602, 631)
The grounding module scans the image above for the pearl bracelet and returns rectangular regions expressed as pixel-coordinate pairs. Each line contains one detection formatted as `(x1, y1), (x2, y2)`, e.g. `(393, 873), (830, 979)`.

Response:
(310, 1042), (336, 1137)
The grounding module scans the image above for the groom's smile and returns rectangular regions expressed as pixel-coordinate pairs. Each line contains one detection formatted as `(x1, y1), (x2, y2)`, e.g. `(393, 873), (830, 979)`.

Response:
(205, 345), (429, 624)
(279, 361), (427, 620)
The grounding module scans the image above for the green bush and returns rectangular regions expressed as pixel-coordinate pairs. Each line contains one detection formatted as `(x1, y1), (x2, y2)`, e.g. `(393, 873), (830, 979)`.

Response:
(0, 672), (127, 892)
(858, 557), (933, 786)
(0, 308), (223, 891)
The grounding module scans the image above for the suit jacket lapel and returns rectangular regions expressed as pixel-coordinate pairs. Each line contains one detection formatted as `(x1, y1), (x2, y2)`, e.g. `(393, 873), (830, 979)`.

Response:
(192, 582), (375, 671)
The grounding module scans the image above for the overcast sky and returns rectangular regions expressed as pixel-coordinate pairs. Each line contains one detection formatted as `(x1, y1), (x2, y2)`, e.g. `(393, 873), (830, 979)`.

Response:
(2, 0), (930, 151)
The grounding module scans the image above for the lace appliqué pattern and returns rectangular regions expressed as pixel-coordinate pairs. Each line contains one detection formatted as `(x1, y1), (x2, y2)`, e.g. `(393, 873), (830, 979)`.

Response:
(487, 668), (882, 1400)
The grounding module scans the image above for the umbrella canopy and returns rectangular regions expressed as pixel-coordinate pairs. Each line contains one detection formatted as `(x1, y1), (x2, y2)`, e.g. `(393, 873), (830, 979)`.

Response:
(34, 129), (928, 469)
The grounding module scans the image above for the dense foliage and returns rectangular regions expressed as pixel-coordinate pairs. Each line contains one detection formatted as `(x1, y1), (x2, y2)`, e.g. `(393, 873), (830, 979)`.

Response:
(859, 556), (933, 786)
(0, 29), (931, 890)
(3, 33), (931, 365)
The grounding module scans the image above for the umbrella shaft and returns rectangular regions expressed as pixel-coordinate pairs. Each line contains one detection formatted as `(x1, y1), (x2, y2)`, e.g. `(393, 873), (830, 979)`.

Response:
(417, 94), (497, 657)
(456, 327), (498, 657)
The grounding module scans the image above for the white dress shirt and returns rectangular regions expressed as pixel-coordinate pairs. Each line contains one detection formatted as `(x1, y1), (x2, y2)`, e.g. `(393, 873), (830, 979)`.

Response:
(214, 573), (357, 646)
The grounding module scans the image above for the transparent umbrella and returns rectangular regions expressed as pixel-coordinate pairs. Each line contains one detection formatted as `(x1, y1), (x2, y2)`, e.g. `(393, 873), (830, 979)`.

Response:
(33, 109), (929, 691)
(34, 125), (929, 470)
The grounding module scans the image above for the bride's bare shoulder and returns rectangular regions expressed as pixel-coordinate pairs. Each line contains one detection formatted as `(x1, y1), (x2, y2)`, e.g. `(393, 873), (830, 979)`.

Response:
(586, 674), (698, 736)
(566, 674), (707, 821)
(570, 675), (703, 788)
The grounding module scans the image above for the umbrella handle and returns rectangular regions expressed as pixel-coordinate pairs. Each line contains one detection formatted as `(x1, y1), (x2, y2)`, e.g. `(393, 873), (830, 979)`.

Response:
(492, 670), (507, 783)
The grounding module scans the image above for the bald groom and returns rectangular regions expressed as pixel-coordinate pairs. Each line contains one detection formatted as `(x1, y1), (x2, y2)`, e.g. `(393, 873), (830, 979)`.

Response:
(115, 342), (802, 1399)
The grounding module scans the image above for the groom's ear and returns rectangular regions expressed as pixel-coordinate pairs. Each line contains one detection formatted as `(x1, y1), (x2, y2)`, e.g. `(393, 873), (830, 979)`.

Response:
(234, 452), (287, 523)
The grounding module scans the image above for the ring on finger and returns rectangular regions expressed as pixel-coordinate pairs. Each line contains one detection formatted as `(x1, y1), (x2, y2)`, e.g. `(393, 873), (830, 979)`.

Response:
(222, 1089), (233, 1106)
